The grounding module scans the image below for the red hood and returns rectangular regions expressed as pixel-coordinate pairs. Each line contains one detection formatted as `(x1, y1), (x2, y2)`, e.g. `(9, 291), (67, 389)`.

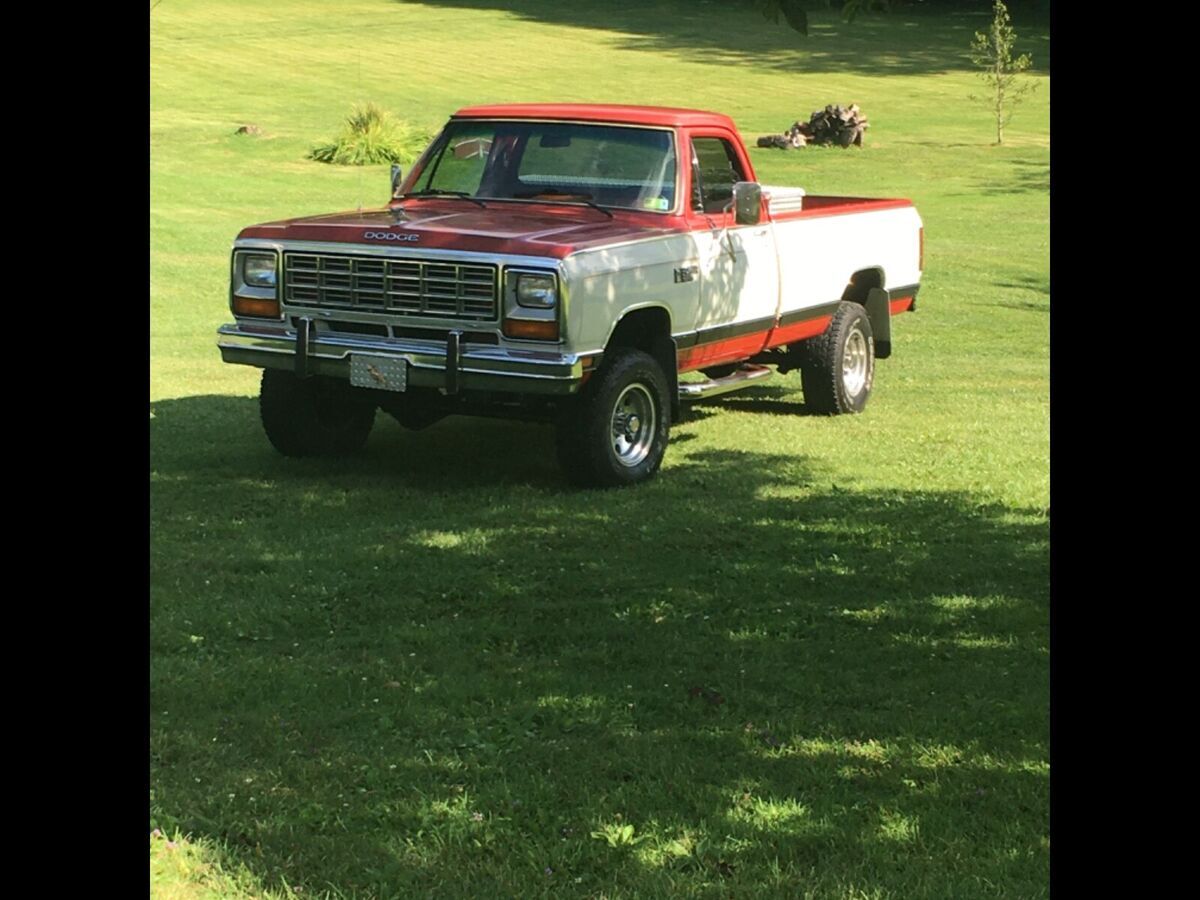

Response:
(237, 201), (681, 259)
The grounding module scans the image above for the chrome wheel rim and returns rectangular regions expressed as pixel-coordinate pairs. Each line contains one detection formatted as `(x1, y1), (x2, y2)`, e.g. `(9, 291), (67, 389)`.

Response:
(842, 326), (869, 397)
(611, 384), (656, 467)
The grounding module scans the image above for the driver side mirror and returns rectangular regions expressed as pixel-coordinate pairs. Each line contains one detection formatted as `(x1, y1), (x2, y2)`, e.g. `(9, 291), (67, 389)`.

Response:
(391, 164), (404, 198)
(732, 181), (762, 226)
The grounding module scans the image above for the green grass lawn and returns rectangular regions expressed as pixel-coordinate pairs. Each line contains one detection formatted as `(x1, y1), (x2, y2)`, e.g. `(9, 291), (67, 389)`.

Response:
(150, 1), (1049, 896)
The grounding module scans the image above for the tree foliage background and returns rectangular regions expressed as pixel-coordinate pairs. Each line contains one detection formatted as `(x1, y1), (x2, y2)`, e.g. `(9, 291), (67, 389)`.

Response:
(754, 0), (1048, 36)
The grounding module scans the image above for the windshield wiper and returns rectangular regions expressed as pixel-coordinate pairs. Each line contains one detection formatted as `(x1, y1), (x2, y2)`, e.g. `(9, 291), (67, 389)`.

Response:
(398, 189), (487, 208)
(512, 190), (614, 219)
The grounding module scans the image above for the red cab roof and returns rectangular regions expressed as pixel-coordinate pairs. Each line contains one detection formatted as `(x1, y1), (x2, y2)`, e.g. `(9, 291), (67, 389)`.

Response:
(452, 103), (737, 130)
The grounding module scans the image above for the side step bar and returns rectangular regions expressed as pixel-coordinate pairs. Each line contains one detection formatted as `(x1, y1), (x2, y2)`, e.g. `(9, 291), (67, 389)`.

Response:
(678, 364), (773, 401)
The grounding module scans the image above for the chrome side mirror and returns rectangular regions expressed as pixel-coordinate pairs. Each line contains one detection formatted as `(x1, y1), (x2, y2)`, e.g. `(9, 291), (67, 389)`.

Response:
(732, 181), (762, 226)
(391, 164), (404, 198)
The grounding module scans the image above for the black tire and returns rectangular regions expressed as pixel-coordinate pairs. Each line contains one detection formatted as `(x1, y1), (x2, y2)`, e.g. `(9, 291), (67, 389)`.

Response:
(798, 302), (875, 415)
(556, 348), (671, 487)
(259, 369), (376, 457)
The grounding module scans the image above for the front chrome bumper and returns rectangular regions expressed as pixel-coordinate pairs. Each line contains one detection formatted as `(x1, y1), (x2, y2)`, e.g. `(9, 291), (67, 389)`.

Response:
(217, 321), (587, 395)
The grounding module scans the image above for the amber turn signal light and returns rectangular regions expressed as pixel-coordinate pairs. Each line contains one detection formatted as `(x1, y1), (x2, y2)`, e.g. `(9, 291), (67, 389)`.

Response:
(233, 296), (282, 318)
(502, 318), (559, 341)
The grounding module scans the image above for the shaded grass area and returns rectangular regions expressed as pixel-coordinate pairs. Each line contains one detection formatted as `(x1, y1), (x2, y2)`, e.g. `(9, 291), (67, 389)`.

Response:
(402, 1), (1051, 76)
(151, 397), (1047, 898)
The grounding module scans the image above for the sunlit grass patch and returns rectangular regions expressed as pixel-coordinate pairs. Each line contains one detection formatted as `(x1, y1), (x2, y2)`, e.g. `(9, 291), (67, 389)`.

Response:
(913, 743), (968, 770)
(150, 830), (293, 900)
(728, 795), (815, 831)
(411, 528), (494, 553)
(839, 605), (895, 623)
(876, 808), (921, 844)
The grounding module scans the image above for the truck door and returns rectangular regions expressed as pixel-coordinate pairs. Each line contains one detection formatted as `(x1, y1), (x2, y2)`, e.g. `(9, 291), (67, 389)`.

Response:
(685, 135), (780, 368)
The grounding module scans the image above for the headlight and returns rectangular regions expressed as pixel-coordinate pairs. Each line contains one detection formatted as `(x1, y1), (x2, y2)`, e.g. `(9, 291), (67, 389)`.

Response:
(231, 250), (281, 319)
(516, 273), (556, 308)
(242, 254), (277, 288)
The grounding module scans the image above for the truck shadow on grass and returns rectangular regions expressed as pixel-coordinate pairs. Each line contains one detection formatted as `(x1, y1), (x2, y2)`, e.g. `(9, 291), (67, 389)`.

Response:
(151, 394), (1048, 897)
(698, 382), (814, 417)
(404, 1), (1049, 77)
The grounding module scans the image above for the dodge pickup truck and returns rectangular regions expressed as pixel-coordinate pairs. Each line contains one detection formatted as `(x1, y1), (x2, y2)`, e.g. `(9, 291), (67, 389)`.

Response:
(218, 104), (922, 486)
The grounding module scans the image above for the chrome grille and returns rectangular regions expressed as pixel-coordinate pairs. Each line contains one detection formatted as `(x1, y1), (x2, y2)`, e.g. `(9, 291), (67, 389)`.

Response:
(284, 253), (498, 321)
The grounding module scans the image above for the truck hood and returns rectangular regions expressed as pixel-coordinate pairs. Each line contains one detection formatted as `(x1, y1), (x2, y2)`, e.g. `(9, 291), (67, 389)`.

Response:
(237, 203), (679, 260)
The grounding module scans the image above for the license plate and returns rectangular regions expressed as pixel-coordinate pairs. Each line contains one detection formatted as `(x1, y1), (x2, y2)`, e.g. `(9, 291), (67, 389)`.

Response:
(350, 355), (407, 392)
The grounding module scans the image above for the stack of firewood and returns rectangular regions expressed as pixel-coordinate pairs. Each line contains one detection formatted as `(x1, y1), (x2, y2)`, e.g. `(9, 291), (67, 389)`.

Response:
(756, 104), (869, 149)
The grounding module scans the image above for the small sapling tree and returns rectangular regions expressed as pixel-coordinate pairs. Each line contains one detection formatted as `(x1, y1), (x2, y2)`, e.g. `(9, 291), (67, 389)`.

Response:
(970, 0), (1035, 145)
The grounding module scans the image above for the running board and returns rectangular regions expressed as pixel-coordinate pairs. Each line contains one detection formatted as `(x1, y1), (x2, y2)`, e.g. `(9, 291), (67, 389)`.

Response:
(678, 364), (773, 401)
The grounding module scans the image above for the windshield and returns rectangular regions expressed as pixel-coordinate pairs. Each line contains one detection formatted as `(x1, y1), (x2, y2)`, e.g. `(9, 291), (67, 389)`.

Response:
(410, 120), (678, 213)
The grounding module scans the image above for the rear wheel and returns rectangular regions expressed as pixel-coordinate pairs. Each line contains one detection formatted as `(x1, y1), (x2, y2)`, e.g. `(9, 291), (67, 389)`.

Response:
(799, 302), (875, 415)
(259, 369), (376, 456)
(556, 348), (670, 487)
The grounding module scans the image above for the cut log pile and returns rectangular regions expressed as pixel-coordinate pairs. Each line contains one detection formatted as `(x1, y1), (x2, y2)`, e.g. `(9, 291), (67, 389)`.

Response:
(757, 104), (869, 149)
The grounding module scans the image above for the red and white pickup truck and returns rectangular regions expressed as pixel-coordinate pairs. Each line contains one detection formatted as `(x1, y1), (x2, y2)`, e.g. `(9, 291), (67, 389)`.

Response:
(219, 104), (922, 486)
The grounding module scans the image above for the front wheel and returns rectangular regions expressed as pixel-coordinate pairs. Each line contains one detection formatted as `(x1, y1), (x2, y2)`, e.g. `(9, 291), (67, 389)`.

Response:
(799, 302), (875, 415)
(259, 369), (376, 456)
(556, 348), (671, 487)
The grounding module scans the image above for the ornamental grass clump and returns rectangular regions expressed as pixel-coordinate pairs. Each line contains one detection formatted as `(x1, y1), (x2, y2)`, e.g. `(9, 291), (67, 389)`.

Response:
(309, 103), (429, 166)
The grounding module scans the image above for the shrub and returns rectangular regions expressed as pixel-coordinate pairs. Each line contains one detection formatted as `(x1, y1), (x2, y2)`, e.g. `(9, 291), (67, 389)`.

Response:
(309, 103), (431, 166)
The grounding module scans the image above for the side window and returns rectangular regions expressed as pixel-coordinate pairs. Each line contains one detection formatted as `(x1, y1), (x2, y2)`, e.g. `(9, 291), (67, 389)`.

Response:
(691, 138), (746, 214)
